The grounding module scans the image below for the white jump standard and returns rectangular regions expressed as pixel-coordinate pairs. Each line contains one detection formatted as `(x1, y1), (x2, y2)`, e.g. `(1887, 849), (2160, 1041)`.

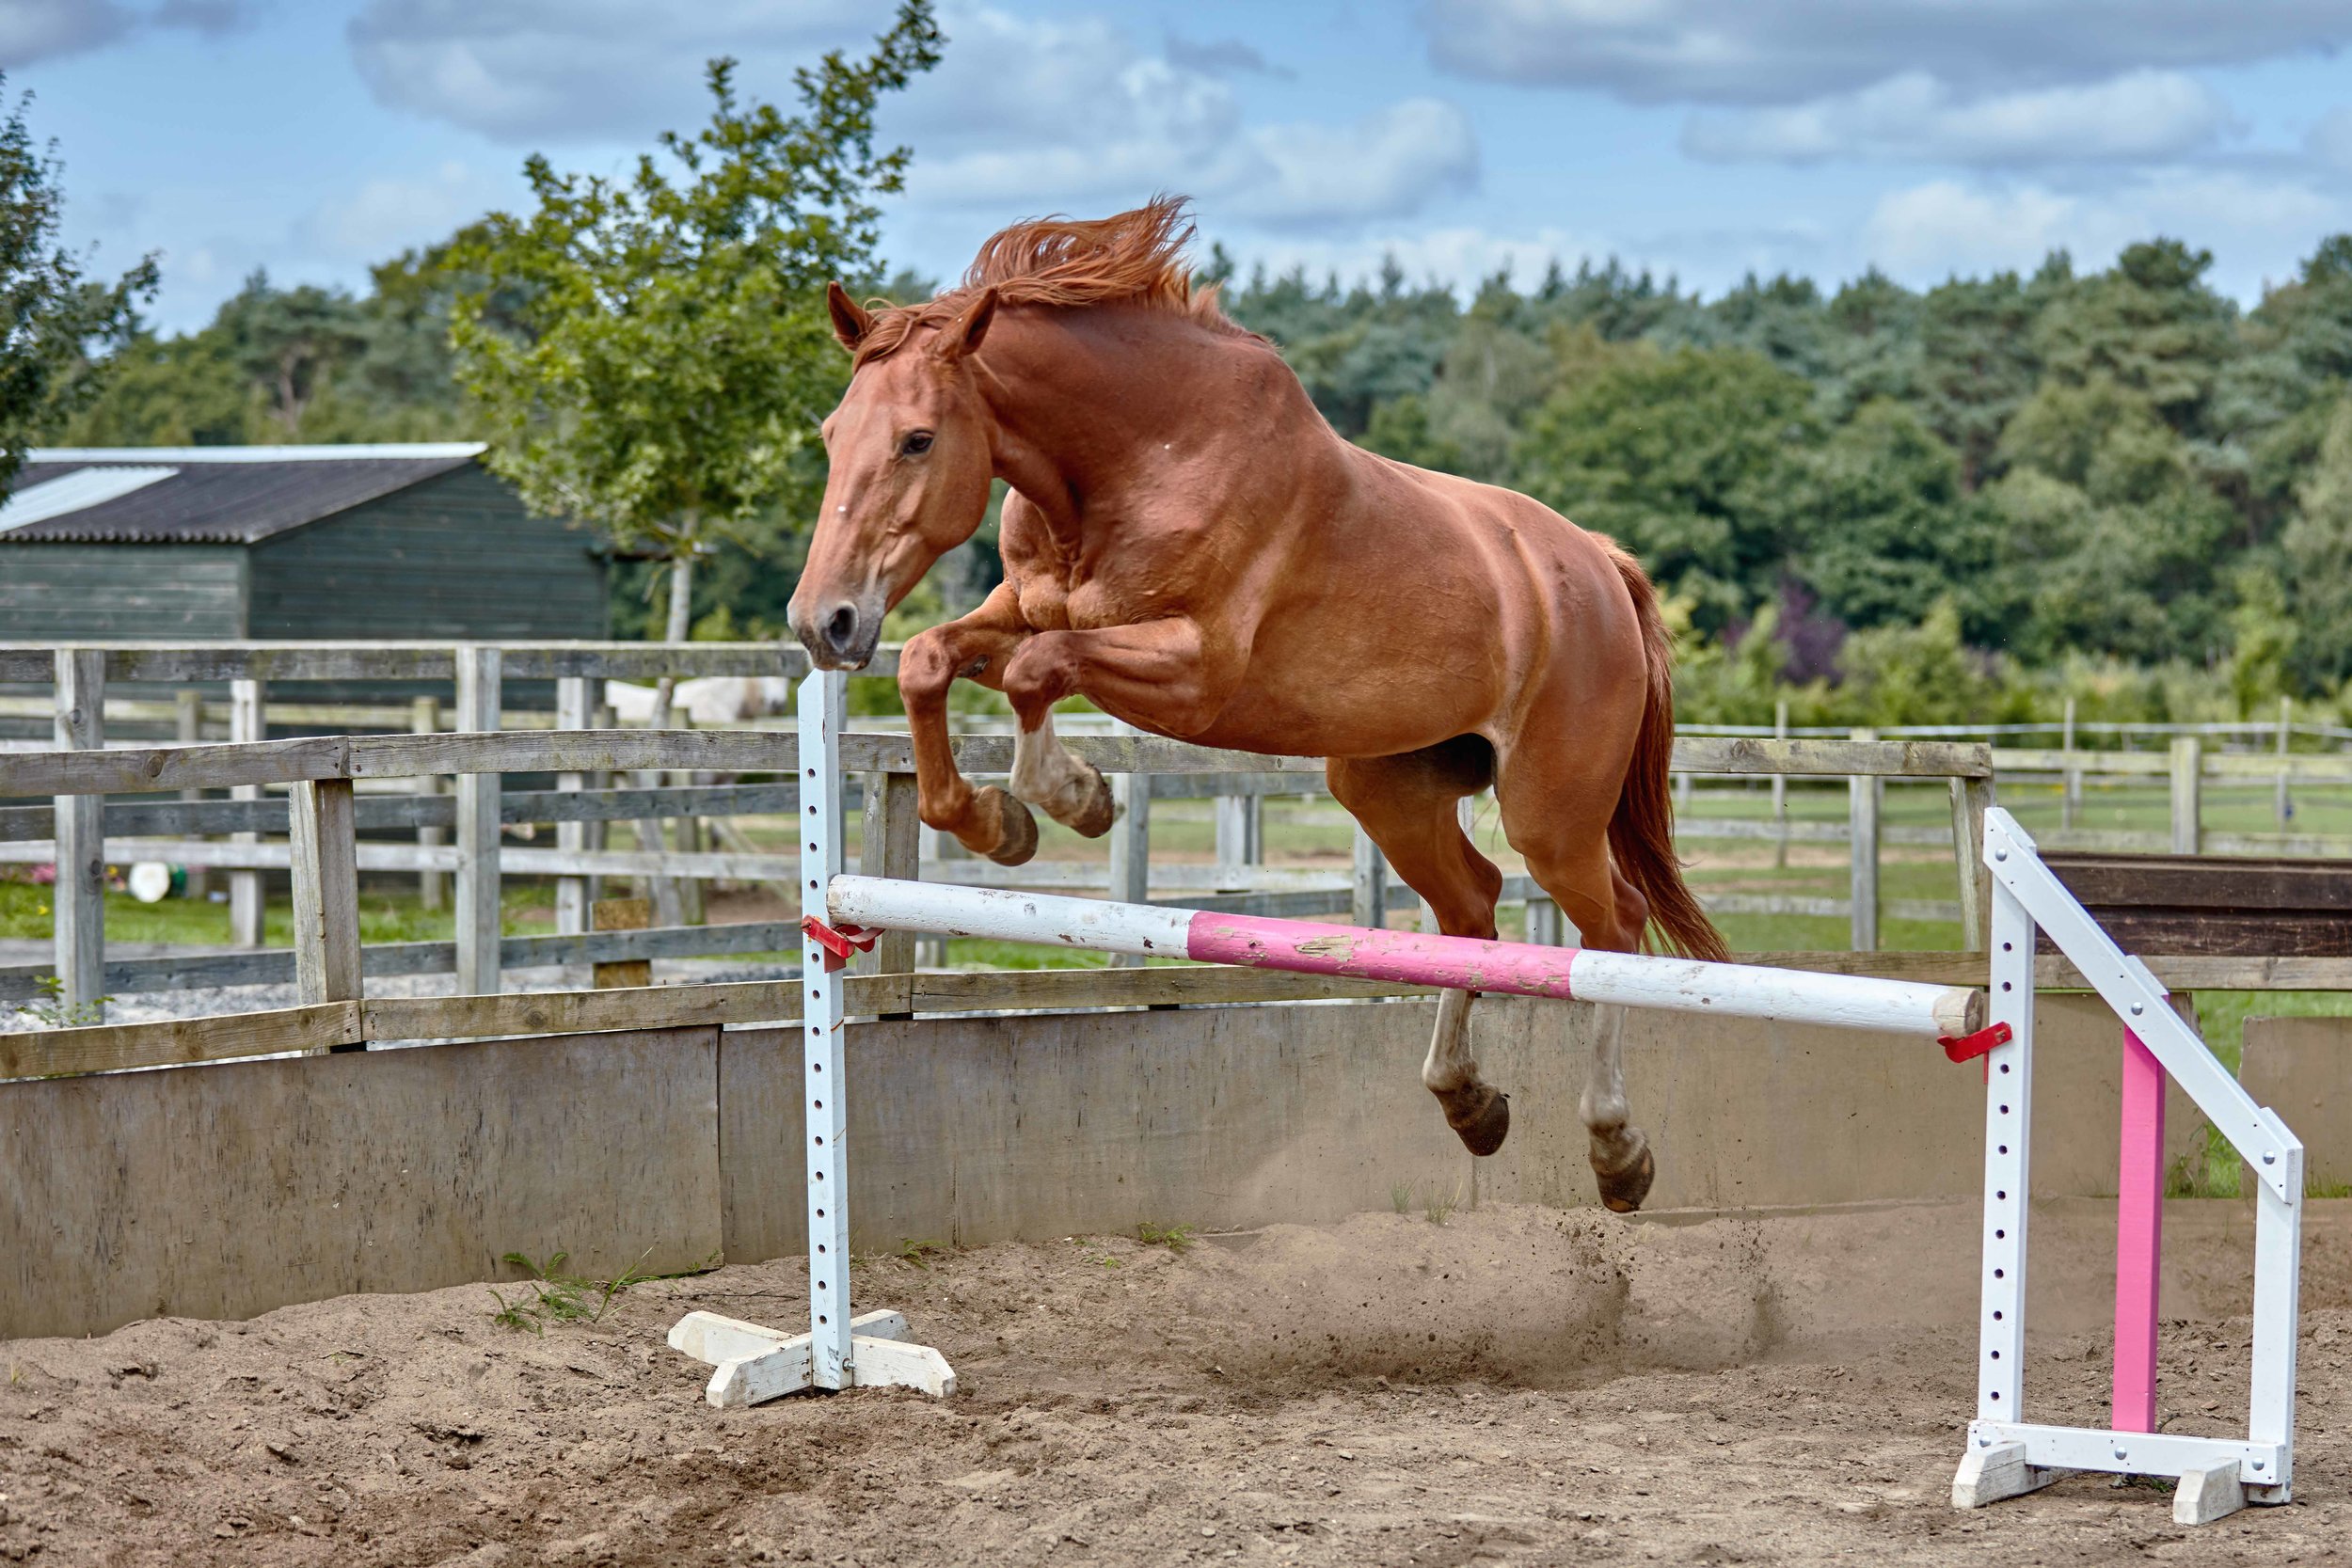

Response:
(671, 670), (2304, 1530)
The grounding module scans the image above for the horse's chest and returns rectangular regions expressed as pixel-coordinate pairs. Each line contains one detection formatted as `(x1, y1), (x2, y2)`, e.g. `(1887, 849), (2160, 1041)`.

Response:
(1015, 576), (1073, 632)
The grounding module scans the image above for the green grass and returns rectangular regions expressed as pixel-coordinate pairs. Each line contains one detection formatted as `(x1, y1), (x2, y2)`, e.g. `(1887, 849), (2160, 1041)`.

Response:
(1135, 1221), (1195, 1253)
(0, 873), (555, 948)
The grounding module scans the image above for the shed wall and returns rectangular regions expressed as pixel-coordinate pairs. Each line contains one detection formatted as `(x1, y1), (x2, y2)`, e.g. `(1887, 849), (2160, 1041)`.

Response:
(0, 544), (245, 639)
(246, 464), (605, 641)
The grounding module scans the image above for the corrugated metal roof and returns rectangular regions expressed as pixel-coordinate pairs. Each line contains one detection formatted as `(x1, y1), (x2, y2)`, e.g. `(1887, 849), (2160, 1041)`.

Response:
(0, 465), (177, 533)
(0, 445), (487, 545)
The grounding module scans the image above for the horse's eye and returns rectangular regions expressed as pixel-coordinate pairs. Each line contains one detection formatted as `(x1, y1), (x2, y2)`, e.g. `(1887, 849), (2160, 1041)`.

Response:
(899, 430), (934, 456)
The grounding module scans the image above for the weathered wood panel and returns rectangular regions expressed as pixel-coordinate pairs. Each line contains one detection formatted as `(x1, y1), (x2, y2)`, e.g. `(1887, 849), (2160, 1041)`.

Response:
(0, 781), (803, 841)
(2041, 851), (2352, 958)
(246, 466), (606, 642)
(0, 918), (799, 1002)
(0, 1026), (721, 1338)
(0, 546), (246, 640)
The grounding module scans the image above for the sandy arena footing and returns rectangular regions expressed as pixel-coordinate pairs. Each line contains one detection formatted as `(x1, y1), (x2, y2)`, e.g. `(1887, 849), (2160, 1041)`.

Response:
(5, 1199), (2349, 1567)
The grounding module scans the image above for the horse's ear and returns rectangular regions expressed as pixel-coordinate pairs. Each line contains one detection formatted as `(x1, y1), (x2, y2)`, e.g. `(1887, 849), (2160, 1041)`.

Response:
(826, 280), (873, 353)
(934, 286), (997, 363)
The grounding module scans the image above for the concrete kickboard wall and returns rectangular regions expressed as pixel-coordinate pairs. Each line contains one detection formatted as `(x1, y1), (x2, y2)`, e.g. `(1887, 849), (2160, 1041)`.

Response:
(2243, 1014), (2352, 1189)
(0, 1026), (720, 1339)
(719, 990), (2200, 1261)
(2, 993), (2217, 1340)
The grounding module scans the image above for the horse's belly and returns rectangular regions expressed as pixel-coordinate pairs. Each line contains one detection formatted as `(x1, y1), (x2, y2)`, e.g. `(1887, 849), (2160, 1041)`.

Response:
(1166, 672), (1487, 760)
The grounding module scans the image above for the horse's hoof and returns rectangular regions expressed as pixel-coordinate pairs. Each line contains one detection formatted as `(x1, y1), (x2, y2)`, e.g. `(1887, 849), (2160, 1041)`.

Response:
(977, 786), (1039, 866)
(1595, 1136), (1655, 1214)
(1439, 1083), (1511, 1157)
(1060, 762), (1117, 838)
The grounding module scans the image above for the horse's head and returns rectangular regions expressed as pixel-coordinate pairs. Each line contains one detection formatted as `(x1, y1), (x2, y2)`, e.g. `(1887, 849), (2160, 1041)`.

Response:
(788, 281), (1000, 671)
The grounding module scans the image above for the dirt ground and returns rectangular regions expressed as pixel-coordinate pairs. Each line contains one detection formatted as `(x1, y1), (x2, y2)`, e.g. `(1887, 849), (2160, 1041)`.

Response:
(6, 1199), (2351, 1567)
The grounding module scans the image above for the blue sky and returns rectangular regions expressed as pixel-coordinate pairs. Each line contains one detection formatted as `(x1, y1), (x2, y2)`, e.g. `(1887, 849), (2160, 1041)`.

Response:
(12, 0), (2352, 333)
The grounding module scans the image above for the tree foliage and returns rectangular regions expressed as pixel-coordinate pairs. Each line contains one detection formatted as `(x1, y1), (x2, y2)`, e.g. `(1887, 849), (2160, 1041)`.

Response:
(0, 81), (155, 485)
(445, 8), (941, 589)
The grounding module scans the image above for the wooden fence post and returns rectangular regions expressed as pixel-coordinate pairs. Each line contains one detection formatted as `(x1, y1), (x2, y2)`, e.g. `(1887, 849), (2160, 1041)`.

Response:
(1772, 698), (1790, 869)
(2277, 696), (2293, 832)
(554, 676), (593, 937)
(591, 896), (651, 989)
(2170, 736), (2202, 856)
(1526, 896), (1565, 945)
(411, 695), (445, 911)
(1215, 791), (1262, 884)
(229, 678), (264, 948)
(2061, 695), (2079, 832)
(1949, 775), (1994, 952)
(675, 711), (707, 928)
(1849, 726), (1879, 953)
(1350, 824), (1387, 931)
(453, 646), (503, 995)
(288, 777), (361, 1042)
(52, 650), (104, 1013)
(175, 688), (209, 901)
(1107, 735), (1151, 967)
(858, 769), (920, 1014)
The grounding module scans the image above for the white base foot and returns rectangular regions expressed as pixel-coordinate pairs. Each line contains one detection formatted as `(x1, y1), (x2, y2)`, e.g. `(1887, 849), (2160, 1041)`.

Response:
(668, 1307), (957, 1405)
(2173, 1462), (2248, 1526)
(1953, 1442), (2070, 1509)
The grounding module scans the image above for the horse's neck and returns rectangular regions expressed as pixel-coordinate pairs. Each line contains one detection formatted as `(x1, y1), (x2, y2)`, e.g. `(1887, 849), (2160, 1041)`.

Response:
(979, 310), (1249, 530)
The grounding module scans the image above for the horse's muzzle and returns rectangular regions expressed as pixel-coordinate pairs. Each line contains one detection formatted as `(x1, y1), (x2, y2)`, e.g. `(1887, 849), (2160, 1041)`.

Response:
(794, 599), (879, 671)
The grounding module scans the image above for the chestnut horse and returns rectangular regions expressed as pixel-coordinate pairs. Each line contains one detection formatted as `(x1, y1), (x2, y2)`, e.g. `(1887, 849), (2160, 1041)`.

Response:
(788, 198), (1726, 1212)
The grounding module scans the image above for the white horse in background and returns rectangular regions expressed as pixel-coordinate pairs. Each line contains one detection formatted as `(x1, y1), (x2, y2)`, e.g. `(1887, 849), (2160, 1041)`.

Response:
(601, 676), (794, 727)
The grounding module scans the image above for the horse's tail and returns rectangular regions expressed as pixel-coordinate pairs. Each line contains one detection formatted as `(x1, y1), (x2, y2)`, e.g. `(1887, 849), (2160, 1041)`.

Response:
(1606, 546), (1730, 963)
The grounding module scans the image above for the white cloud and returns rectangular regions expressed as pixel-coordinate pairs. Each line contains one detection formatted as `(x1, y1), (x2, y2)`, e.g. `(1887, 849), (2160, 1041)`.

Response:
(345, 1), (1476, 232)
(1422, 0), (2352, 105)
(1234, 224), (1605, 297)
(1237, 100), (1478, 226)
(0, 0), (256, 67)
(0, 0), (135, 68)
(293, 161), (499, 262)
(1684, 71), (2234, 166)
(347, 0), (870, 142)
(1861, 172), (2344, 289)
(884, 7), (1476, 230)
(2310, 107), (2352, 172)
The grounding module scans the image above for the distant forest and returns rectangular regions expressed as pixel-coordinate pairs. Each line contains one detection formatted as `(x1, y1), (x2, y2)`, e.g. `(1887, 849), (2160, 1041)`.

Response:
(61, 231), (2352, 724)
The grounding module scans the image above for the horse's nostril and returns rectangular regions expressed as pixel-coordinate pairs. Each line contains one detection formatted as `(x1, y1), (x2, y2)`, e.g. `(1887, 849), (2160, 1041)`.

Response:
(823, 604), (859, 652)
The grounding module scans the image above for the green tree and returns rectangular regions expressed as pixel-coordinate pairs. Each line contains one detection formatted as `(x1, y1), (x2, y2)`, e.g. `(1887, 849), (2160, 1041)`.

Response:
(447, 7), (942, 712)
(1518, 343), (1815, 633)
(2032, 239), (2236, 438)
(2285, 395), (2352, 687)
(0, 81), (156, 485)
(1789, 399), (2007, 636)
(65, 269), (469, 446)
(1836, 600), (1995, 726)
(1915, 272), (2040, 489)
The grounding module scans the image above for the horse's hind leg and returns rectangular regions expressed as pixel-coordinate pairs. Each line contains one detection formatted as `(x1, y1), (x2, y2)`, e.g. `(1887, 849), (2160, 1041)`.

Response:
(1494, 742), (1659, 1212)
(1327, 742), (1509, 1156)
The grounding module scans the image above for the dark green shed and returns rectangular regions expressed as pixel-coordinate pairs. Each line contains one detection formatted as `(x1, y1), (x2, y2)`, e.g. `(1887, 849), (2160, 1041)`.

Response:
(0, 444), (606, 642)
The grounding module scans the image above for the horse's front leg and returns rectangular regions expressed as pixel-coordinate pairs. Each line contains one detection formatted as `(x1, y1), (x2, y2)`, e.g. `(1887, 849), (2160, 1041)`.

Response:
(898, 591), (1045, 865)
(995, 618), (1236, 832)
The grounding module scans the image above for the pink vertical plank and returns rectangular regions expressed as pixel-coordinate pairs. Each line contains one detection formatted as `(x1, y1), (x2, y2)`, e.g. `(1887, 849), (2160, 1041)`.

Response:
(2114, 1025), (2166, 1433)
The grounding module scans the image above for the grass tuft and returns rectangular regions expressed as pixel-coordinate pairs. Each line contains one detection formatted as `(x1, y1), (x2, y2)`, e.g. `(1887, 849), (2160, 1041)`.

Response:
(1136, 1221), (1195, 1254)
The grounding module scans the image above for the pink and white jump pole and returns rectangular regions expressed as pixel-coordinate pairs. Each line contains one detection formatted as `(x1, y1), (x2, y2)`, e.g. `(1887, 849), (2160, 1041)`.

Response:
(825, 875), (1986, 1041)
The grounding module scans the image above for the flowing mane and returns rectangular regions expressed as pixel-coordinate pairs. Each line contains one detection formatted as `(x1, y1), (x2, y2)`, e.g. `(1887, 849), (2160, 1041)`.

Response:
(850, 195), (1253, 366)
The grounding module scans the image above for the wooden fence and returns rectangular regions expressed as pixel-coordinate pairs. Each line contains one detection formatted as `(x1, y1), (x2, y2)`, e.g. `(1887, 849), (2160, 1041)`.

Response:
(0, 639), (2022, 1081)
